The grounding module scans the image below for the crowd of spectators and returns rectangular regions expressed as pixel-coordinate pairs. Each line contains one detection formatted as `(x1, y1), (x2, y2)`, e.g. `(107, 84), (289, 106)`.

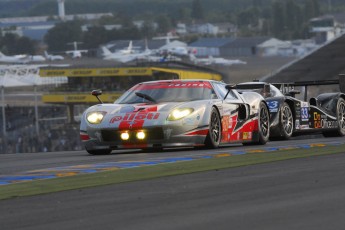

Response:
(0, 74), (177, 154)
(0, 106), (83, 154)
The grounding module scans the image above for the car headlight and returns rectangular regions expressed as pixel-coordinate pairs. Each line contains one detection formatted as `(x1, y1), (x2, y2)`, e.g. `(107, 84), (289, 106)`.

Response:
(86, 111), (106, 124)
(167, 108), (194, 121)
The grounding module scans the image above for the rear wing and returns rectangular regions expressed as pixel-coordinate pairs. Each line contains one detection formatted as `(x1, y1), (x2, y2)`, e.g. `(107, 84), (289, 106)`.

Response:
(234, 83), (270, 96)
(340, 74), (345, 93)
(274, 74), (345, 100)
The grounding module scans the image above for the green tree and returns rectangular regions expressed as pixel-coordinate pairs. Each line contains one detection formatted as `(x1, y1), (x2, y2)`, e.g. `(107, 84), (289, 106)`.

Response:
(107, 26), (141, 40)
(284, 0), (303, 39)
(272, 1), (285, 38)
(1, 33), (19, 55)
(120, 26), (141, 40)
(44, 20), (84, 52)
(253, 0), (263, 8)
(304, 0), (321, 20)
(178, 7), (191, 23)
(0, 33), (36, 55)
(191, 0), (204, 21)
(83, 26), (108, 49)
(156, 14), (172, 34)
(16, 37), (35, 55)
(237, 7), (260, 27)
(140, 20), (156, 39)
(98, 15), (119, 25)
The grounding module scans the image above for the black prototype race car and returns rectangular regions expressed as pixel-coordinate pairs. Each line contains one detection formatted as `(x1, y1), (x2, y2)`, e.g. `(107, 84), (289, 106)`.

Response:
(236, 75), (345, 140)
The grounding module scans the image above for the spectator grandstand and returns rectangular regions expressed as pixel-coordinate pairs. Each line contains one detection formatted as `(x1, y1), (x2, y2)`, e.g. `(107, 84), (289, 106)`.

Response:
(0, 105), (82, 154)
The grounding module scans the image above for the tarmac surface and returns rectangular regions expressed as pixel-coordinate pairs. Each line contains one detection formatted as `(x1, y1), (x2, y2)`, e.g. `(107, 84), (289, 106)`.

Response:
(1, 152), (345, 230)
(0, 137), (345, 229)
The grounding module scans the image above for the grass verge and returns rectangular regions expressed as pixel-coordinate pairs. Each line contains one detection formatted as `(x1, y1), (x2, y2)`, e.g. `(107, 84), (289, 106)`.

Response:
(0, 144), (344, 200)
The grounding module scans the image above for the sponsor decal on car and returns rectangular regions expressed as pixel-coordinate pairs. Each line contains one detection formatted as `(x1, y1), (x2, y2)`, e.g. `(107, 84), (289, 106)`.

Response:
(313, 112), (338, 129)
(221, 115), (230, 142)
(109, 112), (160, 130)
(242, 132), (252, 140)
(300, 125), (310, 129)
(110, 112), (160, 123)
(132, 81), (213, 90)
(295, 120), (300, 129)
(219, 113), (257, 142)
(301, 102), (309, 107)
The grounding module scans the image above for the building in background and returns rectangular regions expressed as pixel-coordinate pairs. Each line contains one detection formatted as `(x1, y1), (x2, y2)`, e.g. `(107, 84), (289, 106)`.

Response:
(309, 13), (345, 44)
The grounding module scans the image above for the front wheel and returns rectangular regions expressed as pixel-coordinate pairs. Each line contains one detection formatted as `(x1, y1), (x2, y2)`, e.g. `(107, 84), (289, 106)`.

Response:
(280, 102), (294, 139)
(204, 107), (221, 148)
(252, 102), (270, 145)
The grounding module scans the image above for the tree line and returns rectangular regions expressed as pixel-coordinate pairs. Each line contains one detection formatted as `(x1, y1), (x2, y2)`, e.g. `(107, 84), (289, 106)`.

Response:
(43, 0), (337, 52)
(0, 0), (344, 55)
(0, 32), (37, 55)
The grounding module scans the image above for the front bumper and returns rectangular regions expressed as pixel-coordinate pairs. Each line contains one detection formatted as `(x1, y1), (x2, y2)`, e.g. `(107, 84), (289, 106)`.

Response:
(80, 124), (208, 150)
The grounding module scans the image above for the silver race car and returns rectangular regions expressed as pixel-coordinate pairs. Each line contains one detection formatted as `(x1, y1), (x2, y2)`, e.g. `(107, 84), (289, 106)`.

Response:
(80, 79), (270, 155)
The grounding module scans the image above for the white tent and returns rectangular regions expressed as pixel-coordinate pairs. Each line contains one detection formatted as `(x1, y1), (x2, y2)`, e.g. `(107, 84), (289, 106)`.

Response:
(257, 38), (292, 57)
(0, 65), (67, 87)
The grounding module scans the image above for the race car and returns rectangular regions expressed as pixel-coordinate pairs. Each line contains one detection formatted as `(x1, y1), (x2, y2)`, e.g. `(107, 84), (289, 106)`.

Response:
(80, 79), (270, 155)
(236, 77), (345, 140)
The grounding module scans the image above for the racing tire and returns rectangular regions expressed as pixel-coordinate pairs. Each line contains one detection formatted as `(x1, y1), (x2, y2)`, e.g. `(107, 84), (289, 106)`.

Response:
(323, 97), (345, 137)
(204, 107), (221, 149)
(246, 102), (270, 145)
(277, 102), (294, 139)
(86, 149), (112, 155)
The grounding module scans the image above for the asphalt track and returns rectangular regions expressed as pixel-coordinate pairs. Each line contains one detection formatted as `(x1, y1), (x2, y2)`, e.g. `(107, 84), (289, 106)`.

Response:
(1, 136), (345, 229)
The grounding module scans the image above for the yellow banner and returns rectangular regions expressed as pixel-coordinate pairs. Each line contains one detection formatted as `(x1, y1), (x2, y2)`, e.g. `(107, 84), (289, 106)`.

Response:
(39, 67), (222, 81)
(39, 68), (153, 77)
(42, 93), (123, 103)
(150, 67), (222, 80)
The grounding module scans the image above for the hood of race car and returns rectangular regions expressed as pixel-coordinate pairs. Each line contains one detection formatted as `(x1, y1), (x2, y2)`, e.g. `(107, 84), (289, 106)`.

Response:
(86, 102), (195, 113)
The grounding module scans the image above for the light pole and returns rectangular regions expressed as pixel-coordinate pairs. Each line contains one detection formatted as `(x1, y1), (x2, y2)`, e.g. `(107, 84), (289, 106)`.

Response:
(1, 75), (7, 153)
(34, 84), (39, 136)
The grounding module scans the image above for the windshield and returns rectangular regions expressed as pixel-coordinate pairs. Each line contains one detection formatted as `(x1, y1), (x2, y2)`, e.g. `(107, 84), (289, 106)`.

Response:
(116, 81), (216, 104)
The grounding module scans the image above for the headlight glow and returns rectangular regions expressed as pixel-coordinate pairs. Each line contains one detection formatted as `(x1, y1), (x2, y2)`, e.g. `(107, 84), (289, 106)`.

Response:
(168, 108), (194, 121)
(136, 131), (146, 140)
(120, 132), (130, 140)
(86, 112), (106, 124)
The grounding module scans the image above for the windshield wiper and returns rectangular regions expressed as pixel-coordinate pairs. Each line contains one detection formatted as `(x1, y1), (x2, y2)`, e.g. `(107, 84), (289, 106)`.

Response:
(135, 92), (157, 103)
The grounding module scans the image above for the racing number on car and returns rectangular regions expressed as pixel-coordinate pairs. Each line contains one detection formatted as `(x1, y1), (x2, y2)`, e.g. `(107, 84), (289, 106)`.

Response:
(267, 101), (279, 112)
(301, 107), (309, 120)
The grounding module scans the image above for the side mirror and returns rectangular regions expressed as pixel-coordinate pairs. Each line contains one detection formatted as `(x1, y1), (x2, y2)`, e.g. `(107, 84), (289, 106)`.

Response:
(91, 89), (103, 103)
(225, 84), (236, 90)
(91, 89), (102, 96)
(224, 84), (236, 100)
